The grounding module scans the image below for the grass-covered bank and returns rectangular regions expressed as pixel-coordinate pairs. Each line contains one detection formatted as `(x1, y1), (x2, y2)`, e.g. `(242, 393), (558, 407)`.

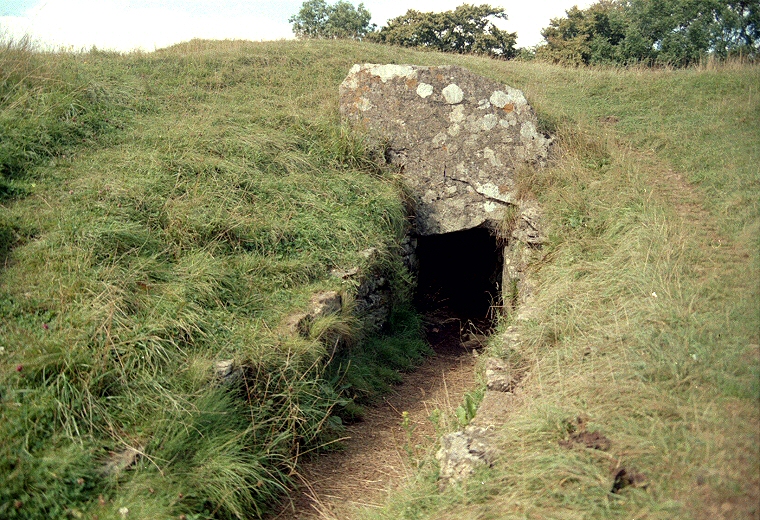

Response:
(360, 59), (760, 518)
(0, 39), (440, 519)
(1, 36), (758, 519)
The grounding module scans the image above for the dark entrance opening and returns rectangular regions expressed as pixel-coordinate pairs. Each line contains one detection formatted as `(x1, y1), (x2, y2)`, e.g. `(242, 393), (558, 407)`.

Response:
(414, 227), (502, 350)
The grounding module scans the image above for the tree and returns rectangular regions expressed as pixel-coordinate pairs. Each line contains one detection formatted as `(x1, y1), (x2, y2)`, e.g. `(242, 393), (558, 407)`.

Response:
(289, 0), (375, 40)
(715, 0), (760, 57)
(536, 1), (629, 65)
(370, 4), (517, 59)
(536, 0), (759, 67)
(624, 0), (759, 65)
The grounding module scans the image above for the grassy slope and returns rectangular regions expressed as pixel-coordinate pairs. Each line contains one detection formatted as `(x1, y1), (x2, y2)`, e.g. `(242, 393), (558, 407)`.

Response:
(361, 58), (760, 518)
(1, 38), (758, 519)
(0, 39), (436, 519)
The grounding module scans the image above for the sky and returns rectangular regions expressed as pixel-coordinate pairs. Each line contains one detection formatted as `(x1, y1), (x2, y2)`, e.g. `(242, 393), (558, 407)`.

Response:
(0, 0), (594, 52)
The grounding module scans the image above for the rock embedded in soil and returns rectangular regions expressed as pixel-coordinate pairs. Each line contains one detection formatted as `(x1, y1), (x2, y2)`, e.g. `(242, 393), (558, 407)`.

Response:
(308, 290), (342, 317)
(485, 357), (516, 392)
(282, 290), (343, 336)
(436, 425), (496, 487)
(214, 359), (243, 385)
(510, 200), (545, 246)
(340, 64), (551, 236)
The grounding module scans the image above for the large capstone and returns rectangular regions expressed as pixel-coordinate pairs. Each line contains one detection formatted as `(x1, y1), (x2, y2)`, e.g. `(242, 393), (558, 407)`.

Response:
(340, 64), (551, 235)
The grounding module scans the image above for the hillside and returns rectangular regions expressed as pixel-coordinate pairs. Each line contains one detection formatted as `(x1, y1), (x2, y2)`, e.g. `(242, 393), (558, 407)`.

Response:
(1, 38), (758, 519)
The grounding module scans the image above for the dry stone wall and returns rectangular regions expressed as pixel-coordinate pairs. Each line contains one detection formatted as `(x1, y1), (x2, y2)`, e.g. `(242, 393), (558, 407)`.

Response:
(340, 64), (551, 236)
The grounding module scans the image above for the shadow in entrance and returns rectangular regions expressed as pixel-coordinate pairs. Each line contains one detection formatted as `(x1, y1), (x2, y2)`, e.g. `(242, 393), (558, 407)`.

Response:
(413, 227), (502, 352)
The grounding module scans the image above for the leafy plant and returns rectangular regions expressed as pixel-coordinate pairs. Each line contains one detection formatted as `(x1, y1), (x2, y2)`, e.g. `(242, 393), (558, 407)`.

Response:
(454, 389), (483, 427)
(370, 4), (517, 59)
(289, 0), (375, 39)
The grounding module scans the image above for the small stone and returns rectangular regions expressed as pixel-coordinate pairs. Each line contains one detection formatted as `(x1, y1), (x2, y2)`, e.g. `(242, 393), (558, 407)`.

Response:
(485, 357), (515, 392)
(283, 291), (344, 337)
(330, 266), (360, 279)
(511, 201), (545, 245)
(214, 360), (243, 384)
(436, 426), (495, 487)
(282, 312), (310, 336)
(308, 291), (342, 318)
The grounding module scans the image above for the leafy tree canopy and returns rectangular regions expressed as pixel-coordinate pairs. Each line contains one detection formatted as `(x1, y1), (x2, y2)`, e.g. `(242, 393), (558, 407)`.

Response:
(289, 0), (375, 39)
(370, 4), (517, 59)
(537, 1), (628, 66)
(537, 0), (759, 66)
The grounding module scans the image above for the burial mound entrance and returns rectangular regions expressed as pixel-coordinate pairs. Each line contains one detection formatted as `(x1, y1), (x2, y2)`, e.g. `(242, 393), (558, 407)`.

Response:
(413, 227), (503, 357)
(414, 227), (502, 322)
(339, 63), (550, 340)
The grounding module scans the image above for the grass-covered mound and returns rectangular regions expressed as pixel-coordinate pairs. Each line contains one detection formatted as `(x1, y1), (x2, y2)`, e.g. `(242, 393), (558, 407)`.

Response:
(1, 35), (758, 519)
(0, 38), (442, 519)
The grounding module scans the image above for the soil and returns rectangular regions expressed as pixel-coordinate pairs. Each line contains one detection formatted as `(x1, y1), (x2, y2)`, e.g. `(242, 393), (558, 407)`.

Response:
(271, 316), (488, 520)
(559, 430), (612, 452)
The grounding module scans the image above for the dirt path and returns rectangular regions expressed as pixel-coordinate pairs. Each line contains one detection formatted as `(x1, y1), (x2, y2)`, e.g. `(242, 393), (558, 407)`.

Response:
(271, 319), (483, 520)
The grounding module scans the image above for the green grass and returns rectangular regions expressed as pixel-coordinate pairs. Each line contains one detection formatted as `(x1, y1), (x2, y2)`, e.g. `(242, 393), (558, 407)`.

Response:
(1, 35), (758, 519)
(361, 59), (759, 519)
(0, 38), (439, 519)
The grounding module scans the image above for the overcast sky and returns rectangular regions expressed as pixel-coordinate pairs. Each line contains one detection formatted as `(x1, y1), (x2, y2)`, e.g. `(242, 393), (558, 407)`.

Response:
(0, 0), (593, 52)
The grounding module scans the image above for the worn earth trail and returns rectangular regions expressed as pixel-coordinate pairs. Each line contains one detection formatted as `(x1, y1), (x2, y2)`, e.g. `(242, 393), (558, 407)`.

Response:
(271, 319), (483, 520)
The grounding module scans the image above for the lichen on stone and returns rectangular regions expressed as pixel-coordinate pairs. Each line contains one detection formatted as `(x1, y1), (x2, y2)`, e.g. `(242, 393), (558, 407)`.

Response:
(339, 64), (552, 235)
(416, 82), (434, 98)
(442, 83), (464, 104)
